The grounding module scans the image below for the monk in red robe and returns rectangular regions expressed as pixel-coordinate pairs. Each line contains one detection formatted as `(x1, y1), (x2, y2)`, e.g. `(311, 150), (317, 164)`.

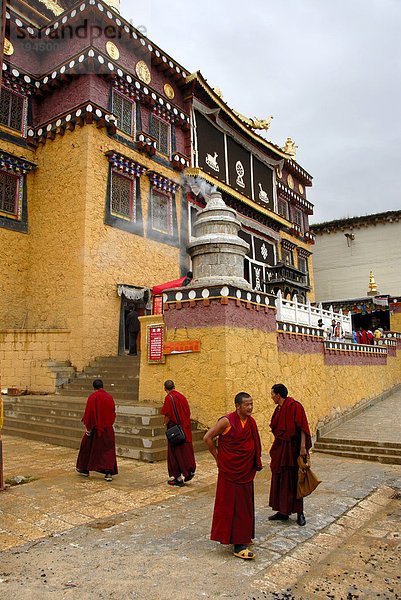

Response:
(76, 379), (118, 481)
(204, 392), (262, 560)
(268, 383), (311, 526)
(161, 380), (196, 487)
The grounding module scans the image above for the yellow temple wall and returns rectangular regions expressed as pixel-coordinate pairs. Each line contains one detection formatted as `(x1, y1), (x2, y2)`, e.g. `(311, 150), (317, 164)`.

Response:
(138, 312), (401, 450)
(79, 127), (182, 368)
(0, 329), (70, 391)
(23, 128), (87, 367)
(0, 140), (35, 328)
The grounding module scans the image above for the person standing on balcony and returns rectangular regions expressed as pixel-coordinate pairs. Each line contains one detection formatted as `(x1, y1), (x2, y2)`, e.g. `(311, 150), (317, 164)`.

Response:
(268, 384), (311, 526)
(76, 379), (117, 482)
(329, 318), (337, 341)
(161, 380), (196, 487)
(334, 321), (344, 341)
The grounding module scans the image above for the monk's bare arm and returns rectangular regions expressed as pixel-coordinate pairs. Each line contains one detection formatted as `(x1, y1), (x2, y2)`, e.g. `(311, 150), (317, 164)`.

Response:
(203, 417), (230, 462)
(300, 430), (307, 456)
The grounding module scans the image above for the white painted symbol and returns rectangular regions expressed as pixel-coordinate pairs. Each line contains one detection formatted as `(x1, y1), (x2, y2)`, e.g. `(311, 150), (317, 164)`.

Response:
(254, 267), (262, 291)
(236, 161), (245, 188)
(258, 183), (269, 203)
(205, 152), (219, 172)
(261, 243), (268, 261)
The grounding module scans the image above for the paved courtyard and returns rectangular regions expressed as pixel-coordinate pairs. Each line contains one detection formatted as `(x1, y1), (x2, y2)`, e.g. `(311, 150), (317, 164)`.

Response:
(0, 431), (400, 599)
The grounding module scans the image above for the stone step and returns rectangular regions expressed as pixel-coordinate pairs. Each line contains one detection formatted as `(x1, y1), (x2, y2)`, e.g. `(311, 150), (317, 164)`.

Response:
(82, 362), (139, 375)
(59, 377), (139, 396)
(73, 367), (139, 380)
(4, 411), (167, 438)
(46, 361), (73, 367)
(3, 396), (161, 415)
(3, 403), (164, 425)
(3, 424), (207, 462)
(314, 440), (401, 456)
(59, 389), (139, 401)
(313, 446), (401, 465)
(4, 418), (168, 449)
(317, 436), (401, 450)
(90, 356), (140, 366)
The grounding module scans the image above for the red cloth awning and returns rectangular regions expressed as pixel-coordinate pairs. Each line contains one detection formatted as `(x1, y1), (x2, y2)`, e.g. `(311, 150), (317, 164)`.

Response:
(152, 277), (186, 295)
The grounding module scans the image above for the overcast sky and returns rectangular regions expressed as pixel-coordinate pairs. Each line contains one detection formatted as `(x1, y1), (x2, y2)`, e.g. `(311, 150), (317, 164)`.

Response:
(120, 0), (400, 223)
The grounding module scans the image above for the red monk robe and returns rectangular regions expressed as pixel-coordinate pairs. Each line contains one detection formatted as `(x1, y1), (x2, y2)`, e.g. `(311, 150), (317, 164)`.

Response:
(76, 389), (118, 475)
(161, 390), (196, 481)
(269, 397), (311, 515)
(211, 411), (262, 545)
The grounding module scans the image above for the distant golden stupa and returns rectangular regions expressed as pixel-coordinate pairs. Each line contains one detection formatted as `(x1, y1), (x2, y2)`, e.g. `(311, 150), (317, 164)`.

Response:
(367, 270), (378, 296)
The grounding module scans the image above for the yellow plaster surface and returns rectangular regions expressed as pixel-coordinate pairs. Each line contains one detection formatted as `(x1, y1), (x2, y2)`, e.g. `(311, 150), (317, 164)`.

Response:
(0, 329), (70, 391)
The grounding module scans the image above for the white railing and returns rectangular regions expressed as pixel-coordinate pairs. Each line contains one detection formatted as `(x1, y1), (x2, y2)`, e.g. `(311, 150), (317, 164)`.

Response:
(275, 290), (352, 335)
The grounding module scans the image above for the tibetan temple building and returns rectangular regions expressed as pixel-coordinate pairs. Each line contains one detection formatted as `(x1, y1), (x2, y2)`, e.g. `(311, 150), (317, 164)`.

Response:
(1, 0), (317, 387)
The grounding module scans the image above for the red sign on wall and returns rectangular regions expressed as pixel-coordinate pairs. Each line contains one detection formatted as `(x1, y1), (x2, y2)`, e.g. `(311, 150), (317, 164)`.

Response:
(147, 324), (165, 363)
(163, 340), (200, 355)
(152, 295), (163, 315)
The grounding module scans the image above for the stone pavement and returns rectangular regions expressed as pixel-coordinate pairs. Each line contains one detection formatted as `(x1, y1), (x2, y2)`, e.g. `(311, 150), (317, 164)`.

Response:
(0, 433), (400, 599)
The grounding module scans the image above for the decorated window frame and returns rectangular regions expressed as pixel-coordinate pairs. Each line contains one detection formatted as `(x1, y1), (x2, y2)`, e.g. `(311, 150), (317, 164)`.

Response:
(0, 170), (23, 219)
(0, 151), (36, 233)
(110, 170), (136, 221)
(146, 171), (179, 247)
(277, 197), (289, 219)
(104, 151), (146, 235)
(0, 85), (28, 138)
(297, 248), (311, 284)
(150, 113), (171, 159)
(112, 89), (136, 140)
(292, 206), (304, 232)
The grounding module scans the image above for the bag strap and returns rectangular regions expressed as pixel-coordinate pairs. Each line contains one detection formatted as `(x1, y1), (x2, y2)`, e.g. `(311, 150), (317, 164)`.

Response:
(168, 393), (181, 426)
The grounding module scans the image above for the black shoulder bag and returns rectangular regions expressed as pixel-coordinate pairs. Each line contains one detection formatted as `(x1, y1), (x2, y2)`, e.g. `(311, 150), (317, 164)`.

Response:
(165, 394), (186, 447)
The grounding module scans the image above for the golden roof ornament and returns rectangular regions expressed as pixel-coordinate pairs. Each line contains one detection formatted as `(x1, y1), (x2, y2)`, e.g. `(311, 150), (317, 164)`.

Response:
(367, 270), (378, 296)
(283, 137), (298, 158)
(233, 110), (273, 131)
(102, 0), (120, 11)
(213, 87), (224, 99)
(38, 0), (63, 15)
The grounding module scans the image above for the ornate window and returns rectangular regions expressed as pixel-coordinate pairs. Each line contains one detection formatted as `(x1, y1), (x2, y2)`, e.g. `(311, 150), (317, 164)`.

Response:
(151, 189), (172, 235)
(0, 170), (21, 218)
(282, 248), (293, 266)
(150, 114), (171, 157)
(0, 151), (36, 232)
(278, 197), (289, 219)
(104, 151), (146, 235)
(298, 256), (307, 273)
(0, 86), (27, 136)
(146, 171), (179, 246)
(110, 171), (135, 221)
(292, 207), (304, 232)
(112, 90), (135, 138)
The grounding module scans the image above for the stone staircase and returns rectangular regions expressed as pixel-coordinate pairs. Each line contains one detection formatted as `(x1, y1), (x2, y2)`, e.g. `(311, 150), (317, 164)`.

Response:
(313, 437), (401, 465)
(313, 385), (401, 465)
(58, 354), (141, 404)
(2, 355), (207, 462)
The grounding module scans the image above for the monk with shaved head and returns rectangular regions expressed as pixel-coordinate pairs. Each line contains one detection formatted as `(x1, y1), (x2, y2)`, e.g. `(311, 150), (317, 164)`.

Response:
(204, 392), (262, 560)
